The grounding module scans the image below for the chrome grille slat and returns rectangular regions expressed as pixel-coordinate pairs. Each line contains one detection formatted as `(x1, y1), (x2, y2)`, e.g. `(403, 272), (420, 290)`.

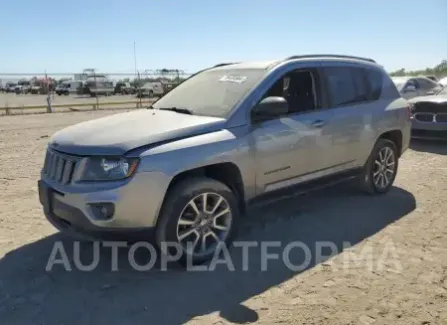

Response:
(43, 149), (79, 185)
(61, 160), (74, 184)
(43, 151), (50, 174)
(50, 155), (58, 179)
(47, 151), (54, 174)
(56, 158), (65, 182)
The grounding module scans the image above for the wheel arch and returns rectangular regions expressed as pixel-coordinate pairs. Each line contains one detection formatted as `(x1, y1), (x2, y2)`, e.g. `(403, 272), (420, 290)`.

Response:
(378, 130), (403, 157)
(157, 162), (246, 225)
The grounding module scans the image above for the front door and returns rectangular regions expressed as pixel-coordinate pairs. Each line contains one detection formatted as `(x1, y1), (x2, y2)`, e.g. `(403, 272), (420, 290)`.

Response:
(251, 68), (336, 194)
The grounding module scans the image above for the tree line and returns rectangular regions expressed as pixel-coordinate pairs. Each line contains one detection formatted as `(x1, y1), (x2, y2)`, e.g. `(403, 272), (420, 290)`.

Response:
(389, 60), (447, 78)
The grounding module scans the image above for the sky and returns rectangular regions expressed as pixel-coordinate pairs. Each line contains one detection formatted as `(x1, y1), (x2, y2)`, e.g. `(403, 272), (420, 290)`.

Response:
(0, 0), (446, 77)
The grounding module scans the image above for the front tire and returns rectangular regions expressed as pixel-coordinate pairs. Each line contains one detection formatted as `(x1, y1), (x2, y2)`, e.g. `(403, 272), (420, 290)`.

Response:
(155, 177), (239, 266)
(360, 138), (399, 195)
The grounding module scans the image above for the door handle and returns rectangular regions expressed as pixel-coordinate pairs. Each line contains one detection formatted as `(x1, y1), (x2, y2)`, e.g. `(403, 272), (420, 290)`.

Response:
(311, 120), (325, 128)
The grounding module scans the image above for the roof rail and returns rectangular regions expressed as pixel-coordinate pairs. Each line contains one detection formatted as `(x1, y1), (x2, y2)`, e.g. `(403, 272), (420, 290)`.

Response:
(212, 62), (239, 68)
(285, 54), (376, 63)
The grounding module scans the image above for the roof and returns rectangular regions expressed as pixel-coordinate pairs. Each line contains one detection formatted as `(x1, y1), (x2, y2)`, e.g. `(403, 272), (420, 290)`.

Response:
(210, 54), (378, 72)
(210, 60), (281, 70)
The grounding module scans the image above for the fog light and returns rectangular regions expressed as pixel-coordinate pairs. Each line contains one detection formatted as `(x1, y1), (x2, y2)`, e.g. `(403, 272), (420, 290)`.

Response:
(89, 203), (115, 220)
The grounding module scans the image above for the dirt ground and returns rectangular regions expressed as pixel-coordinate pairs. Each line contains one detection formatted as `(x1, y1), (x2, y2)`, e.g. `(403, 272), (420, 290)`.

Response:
(0, 93), (155, 115)
(1, 110), (447, 325)
(0, 93), (138, 107)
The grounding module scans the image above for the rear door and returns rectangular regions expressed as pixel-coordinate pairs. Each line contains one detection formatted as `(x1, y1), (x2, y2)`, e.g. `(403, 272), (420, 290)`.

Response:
(320, 64), (377, 169)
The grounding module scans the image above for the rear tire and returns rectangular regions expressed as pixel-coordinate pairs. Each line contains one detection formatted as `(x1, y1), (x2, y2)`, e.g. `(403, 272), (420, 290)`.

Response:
(155, 177), (239, 267)
(359, 138), (399, 195)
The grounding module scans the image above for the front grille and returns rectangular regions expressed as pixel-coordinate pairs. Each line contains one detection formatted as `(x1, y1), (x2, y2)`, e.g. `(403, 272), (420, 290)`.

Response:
(435, 113), (447, 123)
(414, 113), (434, 122)
(43, 149), (79, 184)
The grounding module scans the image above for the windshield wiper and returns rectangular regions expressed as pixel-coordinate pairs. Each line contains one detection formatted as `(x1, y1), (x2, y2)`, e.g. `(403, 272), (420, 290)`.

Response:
(158, 107), (193, 115)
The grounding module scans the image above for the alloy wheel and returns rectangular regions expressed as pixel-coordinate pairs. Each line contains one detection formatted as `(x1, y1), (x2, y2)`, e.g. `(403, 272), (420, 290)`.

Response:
(176, 192), (232, 257)
(373, 146), (396, 189)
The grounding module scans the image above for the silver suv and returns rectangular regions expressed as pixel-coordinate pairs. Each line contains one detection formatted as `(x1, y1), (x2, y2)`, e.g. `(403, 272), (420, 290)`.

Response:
(38, 54), (411, 264)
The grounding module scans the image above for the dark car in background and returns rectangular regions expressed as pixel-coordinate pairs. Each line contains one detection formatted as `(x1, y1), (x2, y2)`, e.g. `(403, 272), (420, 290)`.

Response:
(409, 85), (447, 140)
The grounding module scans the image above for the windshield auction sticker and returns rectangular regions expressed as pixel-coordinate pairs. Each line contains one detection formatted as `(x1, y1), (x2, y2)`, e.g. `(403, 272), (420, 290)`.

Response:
(219, 75), (248, 84)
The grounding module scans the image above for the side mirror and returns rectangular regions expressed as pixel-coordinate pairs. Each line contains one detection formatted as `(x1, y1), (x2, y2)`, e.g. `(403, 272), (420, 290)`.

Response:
(404, 85), (416, 93)
(252, 96), (288, 122)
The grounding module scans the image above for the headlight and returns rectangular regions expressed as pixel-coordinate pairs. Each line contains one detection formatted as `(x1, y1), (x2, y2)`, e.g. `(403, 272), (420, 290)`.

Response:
(80, 157), (139, 181)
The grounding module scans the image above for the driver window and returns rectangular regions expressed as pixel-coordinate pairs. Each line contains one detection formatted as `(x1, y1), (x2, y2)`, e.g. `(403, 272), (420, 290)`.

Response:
(260, 69), (318, 116)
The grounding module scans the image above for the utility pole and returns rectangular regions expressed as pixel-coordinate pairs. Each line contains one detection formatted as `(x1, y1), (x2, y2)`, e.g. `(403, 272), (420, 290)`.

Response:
(134, 42), (142, 108)
(134, 42), (137, 78)
(45, 69), (52, 113)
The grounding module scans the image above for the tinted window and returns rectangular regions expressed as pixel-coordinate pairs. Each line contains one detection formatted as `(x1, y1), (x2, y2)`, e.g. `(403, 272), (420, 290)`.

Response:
(364, 69), (383, 100)
(351, 68), (369, 101)
(325, 67), (358, 107)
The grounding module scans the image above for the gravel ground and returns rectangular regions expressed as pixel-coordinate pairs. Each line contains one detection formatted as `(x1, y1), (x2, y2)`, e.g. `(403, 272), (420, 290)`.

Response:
(0, 93), (154, 115)
(0, 110), (447, 325)
(0, 93), (138, 107)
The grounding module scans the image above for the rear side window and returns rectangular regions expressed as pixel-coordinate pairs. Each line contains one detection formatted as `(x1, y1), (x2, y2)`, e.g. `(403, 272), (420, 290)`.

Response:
(325, 67), (358, 107)
(364, 69), (383, 100)
(325, 67), (385, 107)
(351, 68), (369, 102)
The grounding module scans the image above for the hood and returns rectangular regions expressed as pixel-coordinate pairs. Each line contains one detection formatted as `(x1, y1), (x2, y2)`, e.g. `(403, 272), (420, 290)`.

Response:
(49, 109), (226, 156)
(409, 95), (447, 104)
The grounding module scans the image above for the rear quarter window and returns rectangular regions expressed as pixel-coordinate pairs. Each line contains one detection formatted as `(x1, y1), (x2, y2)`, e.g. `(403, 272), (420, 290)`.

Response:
(364, 68), (383, 100)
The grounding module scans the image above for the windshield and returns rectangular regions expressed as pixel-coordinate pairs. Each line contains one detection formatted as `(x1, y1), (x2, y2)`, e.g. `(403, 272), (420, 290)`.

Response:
(391, 78), (408, 90)
(152, 68), (267, 118)
(437, 86), (447, 96)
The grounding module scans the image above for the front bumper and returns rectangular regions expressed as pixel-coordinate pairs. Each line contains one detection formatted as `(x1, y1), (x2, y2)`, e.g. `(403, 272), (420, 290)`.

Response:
(38, 171), (171, 238)
(411, 119), (447, 140)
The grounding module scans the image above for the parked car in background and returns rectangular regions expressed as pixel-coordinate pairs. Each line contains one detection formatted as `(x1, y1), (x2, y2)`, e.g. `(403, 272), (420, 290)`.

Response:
(38, 54), (411, 265)
(56, 81), (83, 96)
(15, 80), (31, 94)
(409, 85), (447, 140)
(114, 82), (135, 95)
(5, 82), (17, 93)
(392, 76), (442, 100)
(55, 82), (70, 96)
(425, 76), (438, 82)
(83, 80), (114, 97)
(30, 82), (44, 94)
(136, 81), (165, 97)
(439, 76), (447, 86)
